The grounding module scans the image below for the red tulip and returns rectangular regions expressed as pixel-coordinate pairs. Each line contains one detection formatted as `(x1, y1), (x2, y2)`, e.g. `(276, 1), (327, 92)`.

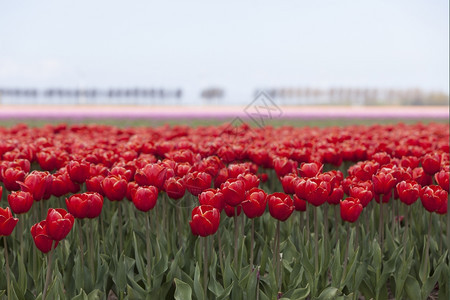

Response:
(241, 188), (267, 218)
(224, 204), (242, 217)
(184, 171), (212, 196)
(221, 178), (246, 207)
(2, 167), (26, 191)
(281, 174), (299, 194)
(46, 208), (75, 241)
(372, 171), (396, 195)
(435, 170), (449, 192)
(348, 161), (380, 181)
(126, 181), (139, 201)
(19, 170), (53, 201)
(412, 167), (433, 187)
(51, 170), (80, 197)
(7, 191), (34, 214)
(135, 163), (174, 190)
(0, 207), (18, 236)
(67, 160), (91, 184)
(396, 180), (421, 205)
(421, 185), (448, 213)
(237, 173), (260, 191)
(189, 205), (220, 237)
(132, 186), (158, 212)
(298, 162), (323, 178)
(268, 192), (294, 221)
(303, 178), (330, 207)
(66, 192), (104, 219)
(421, 153), (441, 176)
(198, 189), (225, 211)
(86, 175), (105, 195)
(273, 157), (298, 177)
(101, 175), (128, 201)
(31, 220), (58, 253)
(293, 195), (307, 211)
(349, 185), (373, 208)
(340, 197), (363, 223)
(164, 177), (186, 200)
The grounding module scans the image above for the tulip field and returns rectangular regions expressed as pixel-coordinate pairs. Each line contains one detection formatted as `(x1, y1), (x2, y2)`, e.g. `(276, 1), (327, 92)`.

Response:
(0, 121), (449, 300)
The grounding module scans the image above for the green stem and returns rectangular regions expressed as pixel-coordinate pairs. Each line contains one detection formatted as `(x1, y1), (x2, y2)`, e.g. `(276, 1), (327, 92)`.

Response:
(334, 205), (340, 246)
(203, 237), (209, 296)
(424, 212), (433, 277)
(379, 198), (384, 251)
(217, 229), (225, 286)
(324, 204), (328, 252)
(118, 203), (124, 254)
(3, 237), (11, 300)
(88, 220), (95, 276)
(341, 223), (350, 284)
(250, 219), (255, 268)
(234, 212), (239, 270)
(314, 206), (319, 274)
(145, 213), (152, 289)
(77, 219), (85, 268)
(276, 220), (281, 292)
(43, 241), (56, 300)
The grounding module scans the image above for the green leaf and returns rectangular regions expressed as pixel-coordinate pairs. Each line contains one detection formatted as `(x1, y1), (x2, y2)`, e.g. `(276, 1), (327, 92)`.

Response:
(317, 287), (340, 300)
(72, 289), (88, 300)
(174, 278), (192, 300)
(281, 284), (310, 300)
(404, 276), (421, 300)
(17, 254), (27, 294)
(193, 264), (205, 300)
(421, 258), (444, 300)
(216, 284), (233, 300)
(87, 289), (102, 300)
(114, 253), (127, 292)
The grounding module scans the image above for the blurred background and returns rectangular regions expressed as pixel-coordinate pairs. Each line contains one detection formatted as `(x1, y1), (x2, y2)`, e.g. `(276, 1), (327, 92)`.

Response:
(0, 0), (448, 124)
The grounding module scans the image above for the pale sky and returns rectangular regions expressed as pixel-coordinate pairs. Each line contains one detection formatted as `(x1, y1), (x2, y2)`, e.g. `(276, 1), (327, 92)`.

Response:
(0, 0), (448, 103)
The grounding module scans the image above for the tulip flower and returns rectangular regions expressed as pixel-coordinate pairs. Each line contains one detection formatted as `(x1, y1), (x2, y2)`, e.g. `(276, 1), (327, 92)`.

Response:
(372, 171), (396, 195)
(2, 167), (26, 191)
(101, 175), (128, 201)
(164, 177), (186, 200)
(66, 192), (104, 219)
(189, 205), (220, 237)
(340, 197), (363, 223)
(298, 162), (323, 178)
(184, 171), (212, 196)
(268, 192), (294, 221)
(45, 208), (75, 241)
(293, 194), (307, 211)
(19, 170), (53, 201)
(0, 207), (19, 236)
(198, 188), (225, 211)
(135, 163), (174, 190)
(303, 178), (330, 207)
(67, 160), (91, 184)
(396, 180), (421, 205)
(132, 186), (159, 212)
(86, 175), (105, 195)
(7, 191), (34, 214)
(241, 188), (267, 218)
(421, 185), (448, 213)
(421, 153), (441, 176)
(349, 185), (373, 208)
(30, 220), (57, 253)
(221, 178), (246, 207)
(435, 169), (449, 192)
